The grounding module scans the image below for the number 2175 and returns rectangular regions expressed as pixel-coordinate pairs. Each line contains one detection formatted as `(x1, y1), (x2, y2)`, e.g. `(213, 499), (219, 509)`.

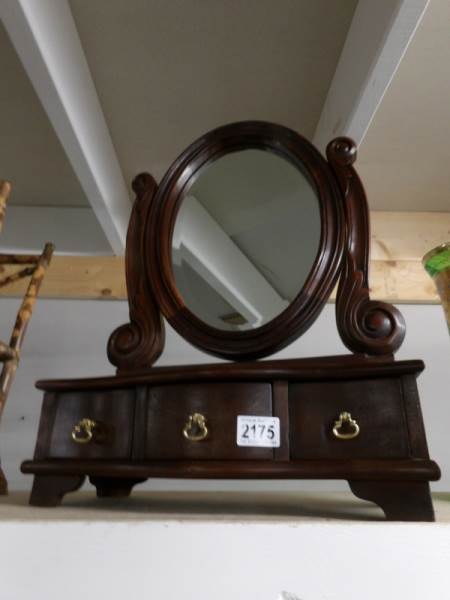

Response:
(236, 416), (280, 447)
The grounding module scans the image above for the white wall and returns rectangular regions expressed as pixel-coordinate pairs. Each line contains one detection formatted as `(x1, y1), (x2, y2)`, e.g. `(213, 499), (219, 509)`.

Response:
(0, 299), (449, 491)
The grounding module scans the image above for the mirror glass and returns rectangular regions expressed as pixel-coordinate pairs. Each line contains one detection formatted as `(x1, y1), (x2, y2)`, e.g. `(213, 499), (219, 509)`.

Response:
(172, 149), (321, 331)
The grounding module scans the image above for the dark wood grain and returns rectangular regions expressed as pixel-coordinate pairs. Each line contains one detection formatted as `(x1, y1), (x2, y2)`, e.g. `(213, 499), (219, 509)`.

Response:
(349, 480), (435, 521)
(289, 378), (409, 459)
(35, 355), (421, 393)
(29, 474), (85, 507)
(33, 392), (59, 460)
(89, 476), (146, 498)
(22, 458), (440, 481)
(400, 374), (430, 457)
(46, 389), (135, 460)
(273, 381), (289, 461)
(0, 466), (6, 495)
(327, 137), (406, 355)
(107, 173), (165, 371)
(131, 385), (148, 460)
(145, 382), (273, 460)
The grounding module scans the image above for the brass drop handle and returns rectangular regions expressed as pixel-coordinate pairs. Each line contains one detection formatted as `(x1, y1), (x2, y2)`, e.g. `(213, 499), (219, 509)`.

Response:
(183, 413), (208, 442)
(332, 412), (360, 440)
(71, 418), (97, 444)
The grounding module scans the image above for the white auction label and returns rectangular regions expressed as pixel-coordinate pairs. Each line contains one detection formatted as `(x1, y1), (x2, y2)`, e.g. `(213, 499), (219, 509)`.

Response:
(236, 415), (280, 448)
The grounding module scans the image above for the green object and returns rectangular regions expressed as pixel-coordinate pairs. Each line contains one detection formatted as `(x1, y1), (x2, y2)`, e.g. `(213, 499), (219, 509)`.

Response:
(423, 242), (450, 333)
(423, 245), (450, 278)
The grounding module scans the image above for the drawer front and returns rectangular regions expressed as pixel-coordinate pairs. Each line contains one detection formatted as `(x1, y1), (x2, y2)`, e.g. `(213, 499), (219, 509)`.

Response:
(144, 382), (273, 460)
(289, 378), (409, 459)
(47, 389), (135, 459)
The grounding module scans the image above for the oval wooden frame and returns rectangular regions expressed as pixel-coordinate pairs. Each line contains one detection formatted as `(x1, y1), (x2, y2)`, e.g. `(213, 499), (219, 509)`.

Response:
(143, 121), (345, 361)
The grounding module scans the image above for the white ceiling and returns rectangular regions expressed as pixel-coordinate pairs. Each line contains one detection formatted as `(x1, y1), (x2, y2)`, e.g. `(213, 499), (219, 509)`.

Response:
(69, 0), (358, 183)
(358, 0), (450, 212)
(0, 20), (89, 207)
(0, 0), (448, 257)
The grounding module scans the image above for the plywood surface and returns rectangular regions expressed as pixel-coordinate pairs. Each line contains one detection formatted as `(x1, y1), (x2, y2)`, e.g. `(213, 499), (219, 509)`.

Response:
(0, 212), (447, 303)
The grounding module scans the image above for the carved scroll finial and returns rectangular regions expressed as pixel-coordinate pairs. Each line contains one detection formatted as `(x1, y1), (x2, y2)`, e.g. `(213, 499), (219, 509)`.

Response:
(327, 137), (357, 166)
(327, 137), (406, 355)
(132, 172), (155, 197)
(107, 172), (165, 372)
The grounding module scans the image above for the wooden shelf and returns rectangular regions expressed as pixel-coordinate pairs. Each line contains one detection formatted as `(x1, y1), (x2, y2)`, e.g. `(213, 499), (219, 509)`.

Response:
(2, 492), (449, 600)
(0, 211), (448, 303)
(1, 491), (449, 522)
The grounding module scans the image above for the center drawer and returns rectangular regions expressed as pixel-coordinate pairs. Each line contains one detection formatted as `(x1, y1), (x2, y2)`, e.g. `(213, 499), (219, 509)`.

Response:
(144, 382), (273, 460)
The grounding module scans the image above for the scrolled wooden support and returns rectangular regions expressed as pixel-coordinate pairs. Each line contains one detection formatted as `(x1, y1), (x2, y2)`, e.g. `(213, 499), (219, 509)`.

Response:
(327, 137), (406, 355)
(107, 173), (165, 372)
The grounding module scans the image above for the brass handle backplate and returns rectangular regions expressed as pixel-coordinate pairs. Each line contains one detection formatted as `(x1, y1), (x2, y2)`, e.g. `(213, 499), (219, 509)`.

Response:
(183, 413), (208, 442)
(332, 411), (360, 440)
(71, 418), (97, 444)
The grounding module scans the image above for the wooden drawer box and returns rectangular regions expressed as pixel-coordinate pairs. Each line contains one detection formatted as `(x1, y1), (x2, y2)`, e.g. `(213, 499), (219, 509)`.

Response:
(144, 382), (273, 460)
(22, 358), (439, 520)
(45, 389), (135, 459)
(289, 378), (410, 459)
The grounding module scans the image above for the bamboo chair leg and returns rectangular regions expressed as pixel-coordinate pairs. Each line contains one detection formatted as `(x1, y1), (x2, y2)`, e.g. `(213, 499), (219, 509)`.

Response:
(0, 242), (54, 494)
(0, 181), (11, 234)
(0, 180), (11, 492)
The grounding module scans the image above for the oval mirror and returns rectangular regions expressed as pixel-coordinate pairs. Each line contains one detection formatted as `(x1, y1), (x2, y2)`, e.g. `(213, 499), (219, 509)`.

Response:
(145, 121), (344, 361)
(171, 149), (321, 331)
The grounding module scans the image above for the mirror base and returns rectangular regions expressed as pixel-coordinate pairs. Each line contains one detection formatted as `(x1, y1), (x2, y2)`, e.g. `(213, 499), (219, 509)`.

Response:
(22, 354), (439, 520)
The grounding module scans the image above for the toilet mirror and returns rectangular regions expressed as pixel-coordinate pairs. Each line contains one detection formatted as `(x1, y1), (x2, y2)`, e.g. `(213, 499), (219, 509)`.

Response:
(171, 148), (321, 331)
(108, 121), (406, 368)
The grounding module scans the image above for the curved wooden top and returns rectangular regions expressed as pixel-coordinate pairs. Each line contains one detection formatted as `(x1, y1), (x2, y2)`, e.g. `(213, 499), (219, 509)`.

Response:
(36, 356), (424, 392)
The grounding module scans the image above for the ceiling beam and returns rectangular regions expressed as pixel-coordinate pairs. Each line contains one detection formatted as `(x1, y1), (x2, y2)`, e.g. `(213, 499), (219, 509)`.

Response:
(313, 0), (429, 151)
(0, 0), (131, 254)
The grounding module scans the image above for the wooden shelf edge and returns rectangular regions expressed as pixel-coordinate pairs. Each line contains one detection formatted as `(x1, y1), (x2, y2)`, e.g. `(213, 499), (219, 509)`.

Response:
(21, 458), (440, 481)
(0, 255), (441, 303)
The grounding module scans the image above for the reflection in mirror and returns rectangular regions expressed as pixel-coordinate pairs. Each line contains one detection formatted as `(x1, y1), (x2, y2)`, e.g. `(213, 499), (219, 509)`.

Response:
(172, 149), (321, 331)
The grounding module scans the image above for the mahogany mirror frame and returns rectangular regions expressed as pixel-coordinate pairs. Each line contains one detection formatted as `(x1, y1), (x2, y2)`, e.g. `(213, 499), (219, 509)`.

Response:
(108, 121), (406, 371)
